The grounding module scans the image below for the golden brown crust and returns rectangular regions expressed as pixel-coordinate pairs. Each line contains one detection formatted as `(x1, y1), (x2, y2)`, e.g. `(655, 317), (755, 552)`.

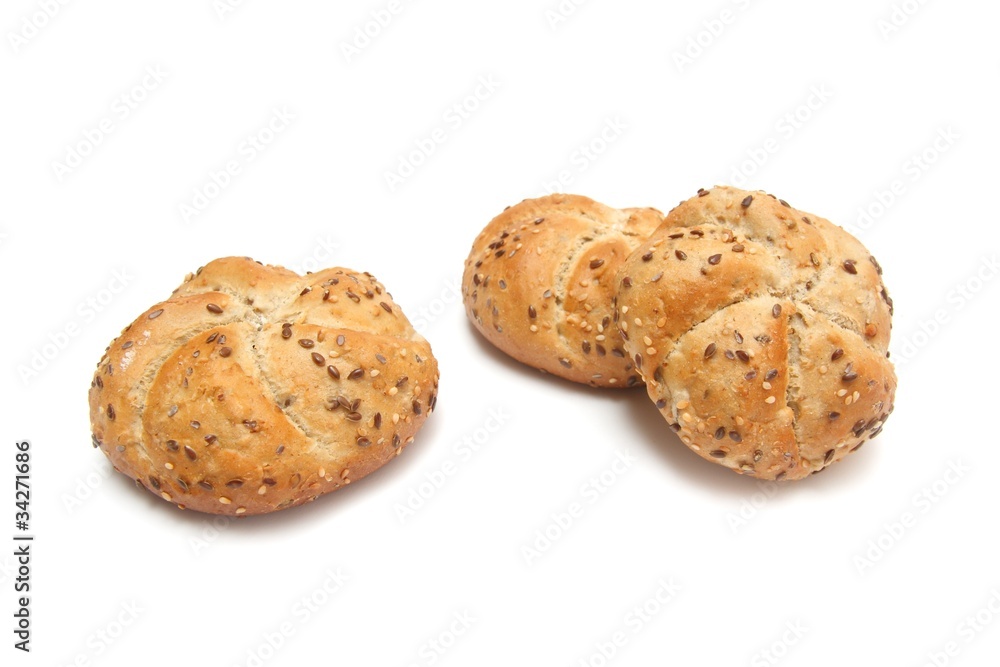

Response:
(88, 257), (439, 515)
(462, 194), (664, 387)
(616, 186), (895, 480)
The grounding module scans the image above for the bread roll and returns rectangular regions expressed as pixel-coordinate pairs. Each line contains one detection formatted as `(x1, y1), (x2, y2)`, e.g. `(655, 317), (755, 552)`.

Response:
(88, 257), (439, 515)
(615, 187), (895, 480)
(462, 194), (664, 387)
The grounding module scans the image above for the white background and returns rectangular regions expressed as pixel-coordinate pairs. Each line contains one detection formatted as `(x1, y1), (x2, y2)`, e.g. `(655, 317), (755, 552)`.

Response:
(2, 1), (999, 665)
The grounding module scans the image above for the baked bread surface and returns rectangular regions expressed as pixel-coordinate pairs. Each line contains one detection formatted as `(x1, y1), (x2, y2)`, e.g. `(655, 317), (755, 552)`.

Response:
(615, 187), (895, 479)
(463, 194), (664, 387)
(89, 257), (439, 515)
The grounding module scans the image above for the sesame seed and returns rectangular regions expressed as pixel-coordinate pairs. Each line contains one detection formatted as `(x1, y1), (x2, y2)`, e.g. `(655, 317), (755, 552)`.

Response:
(762, 381), (772, 390)
(677, 400), (690, 409)
(219, 497), (232, 505)
(765, 396), (776, 404)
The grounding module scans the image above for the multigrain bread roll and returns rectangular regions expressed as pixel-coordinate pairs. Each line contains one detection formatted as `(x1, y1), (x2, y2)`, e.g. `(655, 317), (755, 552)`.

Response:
(615, 186), (895, 480)
(462, 194), (664, 387)
(88, 257), (439, 515)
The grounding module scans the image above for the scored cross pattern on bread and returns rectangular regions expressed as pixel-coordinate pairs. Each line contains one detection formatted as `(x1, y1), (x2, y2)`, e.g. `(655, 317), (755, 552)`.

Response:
(89, 257), (439, 515)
